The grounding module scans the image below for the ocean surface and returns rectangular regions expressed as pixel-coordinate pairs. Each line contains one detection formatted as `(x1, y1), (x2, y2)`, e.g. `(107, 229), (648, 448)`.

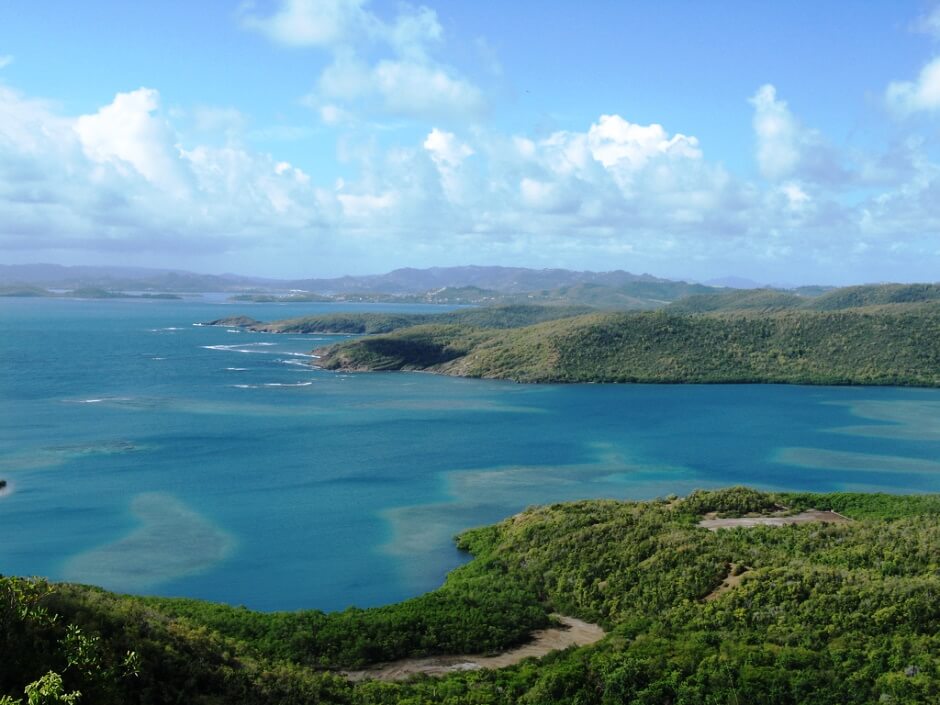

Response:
(2, 296), (939, 612)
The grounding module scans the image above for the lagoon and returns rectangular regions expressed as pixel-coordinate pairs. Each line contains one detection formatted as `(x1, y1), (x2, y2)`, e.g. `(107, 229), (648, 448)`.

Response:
(2, 296), (939, 611)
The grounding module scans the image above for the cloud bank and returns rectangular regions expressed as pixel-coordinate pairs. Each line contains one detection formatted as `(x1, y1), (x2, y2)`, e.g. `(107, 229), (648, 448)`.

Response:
(3, 0), (940, 282)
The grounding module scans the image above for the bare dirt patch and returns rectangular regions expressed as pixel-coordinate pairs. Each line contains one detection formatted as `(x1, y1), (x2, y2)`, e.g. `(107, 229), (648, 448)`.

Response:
(342, 615), (605, 682)
(704, 564), (747, 602)
(698, 509), (850, 531)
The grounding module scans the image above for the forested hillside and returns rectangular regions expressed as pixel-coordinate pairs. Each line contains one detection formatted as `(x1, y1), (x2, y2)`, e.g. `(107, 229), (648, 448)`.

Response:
(317, 305), (940, 386)
(3, 489), (938, 704)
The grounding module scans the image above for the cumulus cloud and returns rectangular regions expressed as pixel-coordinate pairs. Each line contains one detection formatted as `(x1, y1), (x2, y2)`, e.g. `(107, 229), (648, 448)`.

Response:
(244, 0), (485, 121)
(886, 57), (940, 115)
(749, 84), (845, 184)
(4, 78), (940, 281)
(75, 88), (189, 194)
(0, 85), (330, 254)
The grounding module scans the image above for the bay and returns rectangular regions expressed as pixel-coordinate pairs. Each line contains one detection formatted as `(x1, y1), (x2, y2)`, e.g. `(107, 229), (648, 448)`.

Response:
(2, 297), (939, 611)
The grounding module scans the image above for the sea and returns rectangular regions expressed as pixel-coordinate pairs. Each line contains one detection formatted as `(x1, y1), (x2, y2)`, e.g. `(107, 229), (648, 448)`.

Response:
(2, 296), (939, 612)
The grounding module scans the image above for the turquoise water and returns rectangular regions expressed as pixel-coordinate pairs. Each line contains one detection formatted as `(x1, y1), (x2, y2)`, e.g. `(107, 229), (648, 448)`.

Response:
(2, 297), (939, 612)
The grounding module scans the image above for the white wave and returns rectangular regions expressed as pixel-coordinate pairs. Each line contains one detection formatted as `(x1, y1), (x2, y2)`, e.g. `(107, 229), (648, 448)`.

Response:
(64, 396), (134, 404)
(201, 344), (267, 354)
(151, 357), (166, 361)
(230, 384), (258, 389)
(264, 381), (314, 387)
(225, 367), (248, 371)
(277, 358), (311, 367)
(226, 329), (241, 333)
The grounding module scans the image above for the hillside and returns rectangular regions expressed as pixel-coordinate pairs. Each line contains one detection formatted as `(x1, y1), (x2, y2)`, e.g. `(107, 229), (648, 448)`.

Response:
(666, 283), (940, 314)
(2, 489), (938, 704)
(317, 305), (940, 386)
(0, 263), (710, 299)
(207, 304), (595, 334)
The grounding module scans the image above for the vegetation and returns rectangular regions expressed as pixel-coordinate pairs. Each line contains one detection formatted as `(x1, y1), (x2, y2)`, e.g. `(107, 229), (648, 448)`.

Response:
(318, 305), (940, 386)
(229, 292), (333, 303)
(666, 289), (808, 314)
(667, 283), (940, 314)
(208, 304), (595, 335)
(2, 488), (938, 704)
(0, 285), (53, 297)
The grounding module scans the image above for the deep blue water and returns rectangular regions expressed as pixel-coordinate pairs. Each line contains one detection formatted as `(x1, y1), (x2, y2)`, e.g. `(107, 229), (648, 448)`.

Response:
(2, 297), (939, 611)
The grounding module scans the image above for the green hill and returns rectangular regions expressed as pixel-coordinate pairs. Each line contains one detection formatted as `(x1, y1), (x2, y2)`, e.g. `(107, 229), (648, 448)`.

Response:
(208, 304), (595, 335)
(666, 283), (940, 314)
(806, 283), (940, 310)
(3, 489), (938, 704)
(318, 306), (940, 386)
(666, 288), (807, 313)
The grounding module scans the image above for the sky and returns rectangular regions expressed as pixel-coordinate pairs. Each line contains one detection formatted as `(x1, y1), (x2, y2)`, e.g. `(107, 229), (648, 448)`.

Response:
(2, 1), (940, 284)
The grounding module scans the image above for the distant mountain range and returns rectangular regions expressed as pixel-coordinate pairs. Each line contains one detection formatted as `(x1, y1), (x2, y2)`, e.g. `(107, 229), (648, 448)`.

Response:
(0, 263), (702, 296)
(0, 264), (280, 293)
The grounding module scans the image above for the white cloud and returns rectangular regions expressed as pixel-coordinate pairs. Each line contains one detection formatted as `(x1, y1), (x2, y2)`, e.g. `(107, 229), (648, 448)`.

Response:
(74, 88), (188, 193)
(373, 60), (484, 118)
(0, 55), (13, 70)
(587, 115), (701, 169)
(245, 0), (485, 121)
(4, 79), (940, 282)
(337, 190), (396, 218)
(424, 127), (473, 202)
(424, 128), (472, 168)
(239, 0), (371, 48)
(749, 84), (845, 184)
(0, 85), (330, 254)
(750, 84), (803, 180)
(886, 57), (940, 115)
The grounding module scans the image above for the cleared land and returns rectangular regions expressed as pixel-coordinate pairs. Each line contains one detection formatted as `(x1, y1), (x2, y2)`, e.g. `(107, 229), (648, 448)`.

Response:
(343, 615), (605, 682)
(698, 509), (851, 530)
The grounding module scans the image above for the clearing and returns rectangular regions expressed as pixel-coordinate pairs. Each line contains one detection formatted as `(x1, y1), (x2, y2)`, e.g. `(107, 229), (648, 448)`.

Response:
(343, 615), (605, 682)
(698, 509), (850, 531)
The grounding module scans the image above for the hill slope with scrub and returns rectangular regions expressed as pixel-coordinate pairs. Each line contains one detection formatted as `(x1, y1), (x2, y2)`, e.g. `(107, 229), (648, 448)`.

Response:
(2, 488), (939, 704)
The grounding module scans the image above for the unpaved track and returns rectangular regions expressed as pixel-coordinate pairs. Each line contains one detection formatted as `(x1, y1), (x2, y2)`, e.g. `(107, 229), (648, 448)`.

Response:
(698, 509), (850, 531)
(343, 615), (605, 682)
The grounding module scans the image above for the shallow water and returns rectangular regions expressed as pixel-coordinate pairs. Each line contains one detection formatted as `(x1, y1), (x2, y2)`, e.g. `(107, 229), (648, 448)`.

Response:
(2, 297), (939, 611)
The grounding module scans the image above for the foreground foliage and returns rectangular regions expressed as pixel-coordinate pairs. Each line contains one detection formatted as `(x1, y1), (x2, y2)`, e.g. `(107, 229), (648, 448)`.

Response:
(2, 489), (939, 703)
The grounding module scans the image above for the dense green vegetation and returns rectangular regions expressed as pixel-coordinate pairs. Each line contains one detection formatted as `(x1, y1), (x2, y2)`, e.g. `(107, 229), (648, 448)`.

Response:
(2, 488), (939, 704)
(318, 305), (940, 386)
(667, 283), (940, 314)
(209, 304), (594, 335)
(666, 289), (809, 314)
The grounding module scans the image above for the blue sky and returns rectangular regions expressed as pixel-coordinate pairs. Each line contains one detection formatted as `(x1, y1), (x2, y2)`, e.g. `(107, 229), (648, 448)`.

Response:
(2, 1), (940, 283)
